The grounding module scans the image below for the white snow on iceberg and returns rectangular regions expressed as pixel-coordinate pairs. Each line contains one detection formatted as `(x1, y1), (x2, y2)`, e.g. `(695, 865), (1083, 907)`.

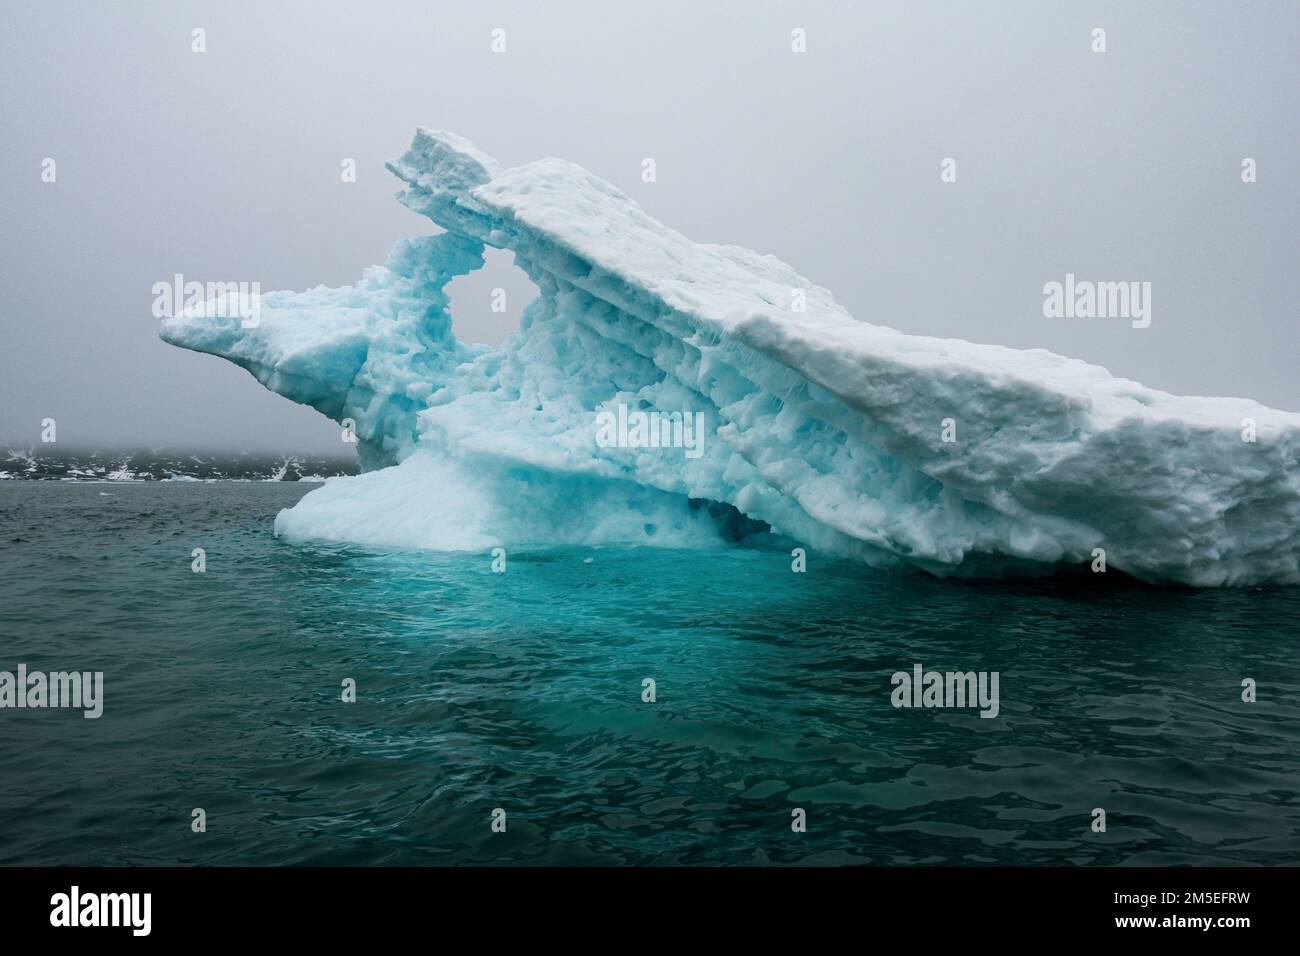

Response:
(160, 129), (1300, 586)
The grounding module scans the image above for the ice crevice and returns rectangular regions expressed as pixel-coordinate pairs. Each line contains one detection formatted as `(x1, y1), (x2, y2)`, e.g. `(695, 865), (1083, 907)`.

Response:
(159, 128), (1300, 586)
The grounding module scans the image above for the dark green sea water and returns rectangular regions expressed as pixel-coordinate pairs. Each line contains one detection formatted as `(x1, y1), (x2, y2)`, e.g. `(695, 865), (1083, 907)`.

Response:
(0, 482), (1297, 865)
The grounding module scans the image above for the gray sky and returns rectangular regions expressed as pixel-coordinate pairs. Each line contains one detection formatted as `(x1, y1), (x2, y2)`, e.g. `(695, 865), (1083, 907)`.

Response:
(1, 0), (1295, 453)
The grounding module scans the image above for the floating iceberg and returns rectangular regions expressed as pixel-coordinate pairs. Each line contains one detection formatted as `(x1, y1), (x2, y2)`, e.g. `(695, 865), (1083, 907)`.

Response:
(160, 129), (1300, 586)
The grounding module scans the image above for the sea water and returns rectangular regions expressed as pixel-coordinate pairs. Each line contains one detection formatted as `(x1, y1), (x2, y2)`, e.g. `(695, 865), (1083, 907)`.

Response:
(0, 482), (1296, 865)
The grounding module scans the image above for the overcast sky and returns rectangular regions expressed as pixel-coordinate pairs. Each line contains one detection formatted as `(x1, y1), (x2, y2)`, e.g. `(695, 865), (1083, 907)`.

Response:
(1, 0), (1295, 454)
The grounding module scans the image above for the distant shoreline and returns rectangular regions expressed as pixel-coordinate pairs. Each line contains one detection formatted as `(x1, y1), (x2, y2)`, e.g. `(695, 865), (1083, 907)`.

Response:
(1, 449), (358, 483)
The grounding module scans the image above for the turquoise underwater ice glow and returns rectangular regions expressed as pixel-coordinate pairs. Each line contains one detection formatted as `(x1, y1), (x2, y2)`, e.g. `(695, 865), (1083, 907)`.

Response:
(160, 129), (1300, 586)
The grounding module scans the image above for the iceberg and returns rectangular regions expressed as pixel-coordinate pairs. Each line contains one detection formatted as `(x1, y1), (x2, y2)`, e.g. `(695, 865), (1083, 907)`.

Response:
(160, 129), (1300, 586)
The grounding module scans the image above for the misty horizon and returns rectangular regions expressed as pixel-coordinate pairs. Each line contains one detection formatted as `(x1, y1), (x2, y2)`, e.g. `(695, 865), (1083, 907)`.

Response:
(2, 0), (1297, 456)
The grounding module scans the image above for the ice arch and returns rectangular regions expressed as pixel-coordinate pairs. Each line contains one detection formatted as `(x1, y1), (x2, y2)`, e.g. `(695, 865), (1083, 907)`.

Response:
(160, 129), (1300, 586)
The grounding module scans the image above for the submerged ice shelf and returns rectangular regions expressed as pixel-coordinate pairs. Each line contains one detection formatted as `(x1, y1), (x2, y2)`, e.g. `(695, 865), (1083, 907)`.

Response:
(160, 129), (1300, 586)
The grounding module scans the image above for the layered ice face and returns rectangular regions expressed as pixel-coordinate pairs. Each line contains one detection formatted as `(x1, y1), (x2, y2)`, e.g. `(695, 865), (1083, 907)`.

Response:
(160, 129), (1300, 586)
